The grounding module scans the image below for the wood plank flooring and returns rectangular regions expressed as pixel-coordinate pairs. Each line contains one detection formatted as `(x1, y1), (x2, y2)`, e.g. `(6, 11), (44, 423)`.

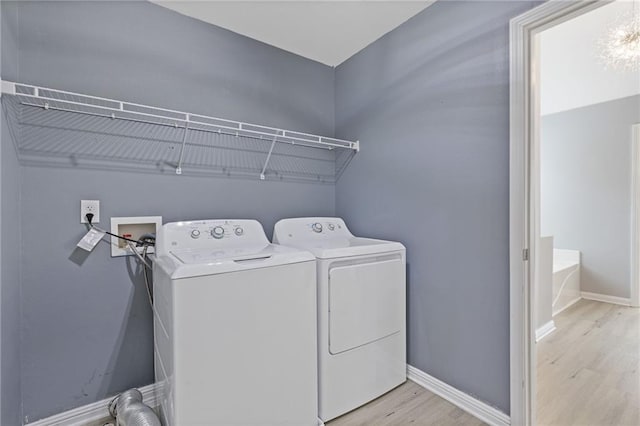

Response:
(326, 380), (485, 426)
(537, 299), (640, 426)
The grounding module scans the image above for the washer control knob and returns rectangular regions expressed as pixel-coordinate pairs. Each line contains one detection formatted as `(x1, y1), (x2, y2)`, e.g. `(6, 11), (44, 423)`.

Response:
(328, 223), (335, 231)
(234, 227), (244, 236)
(312, 223), (323, 233)
(190, 229), (201, 239)
(211, 226), (225, 239)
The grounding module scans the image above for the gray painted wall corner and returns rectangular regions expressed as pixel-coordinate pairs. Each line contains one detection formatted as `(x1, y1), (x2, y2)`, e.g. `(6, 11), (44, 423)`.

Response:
(334, 0), (539, 413)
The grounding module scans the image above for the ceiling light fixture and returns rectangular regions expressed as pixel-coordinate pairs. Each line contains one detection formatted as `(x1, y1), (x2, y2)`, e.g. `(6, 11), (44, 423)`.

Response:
(599, 3), (640, 72)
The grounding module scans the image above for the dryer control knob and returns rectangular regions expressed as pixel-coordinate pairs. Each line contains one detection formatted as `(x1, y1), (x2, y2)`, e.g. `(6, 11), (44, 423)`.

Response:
(312, 222), (323, 233)
(212, 226), (225, 239)
(234, 227), (244, 236)
(190, 229), (201, 239)
(327, 223), (335, 231)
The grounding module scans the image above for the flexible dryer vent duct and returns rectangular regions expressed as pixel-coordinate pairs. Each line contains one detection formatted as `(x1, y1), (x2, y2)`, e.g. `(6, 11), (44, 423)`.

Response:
(109, 388), (162, 426)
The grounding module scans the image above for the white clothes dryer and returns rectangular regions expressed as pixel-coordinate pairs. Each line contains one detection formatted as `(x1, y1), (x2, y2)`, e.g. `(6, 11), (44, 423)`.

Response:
(273, 217), (406, 422)
(153, 219), (318, 426)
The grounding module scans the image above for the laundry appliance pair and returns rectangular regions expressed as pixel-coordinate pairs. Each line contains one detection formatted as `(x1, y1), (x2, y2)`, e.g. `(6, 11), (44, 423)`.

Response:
(153, 217), (405, 426)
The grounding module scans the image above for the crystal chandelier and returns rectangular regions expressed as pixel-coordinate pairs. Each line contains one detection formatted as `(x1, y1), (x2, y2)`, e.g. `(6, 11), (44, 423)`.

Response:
(599, 4), (640, 72)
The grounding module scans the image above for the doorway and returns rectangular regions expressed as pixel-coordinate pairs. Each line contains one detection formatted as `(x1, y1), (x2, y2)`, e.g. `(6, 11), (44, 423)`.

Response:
(509, 1), (640, 425)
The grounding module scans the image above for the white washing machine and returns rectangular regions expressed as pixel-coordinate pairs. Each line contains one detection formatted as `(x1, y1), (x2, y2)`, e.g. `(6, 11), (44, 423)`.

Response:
(153, 219), (318, 426)
(273, 217), (406, 422)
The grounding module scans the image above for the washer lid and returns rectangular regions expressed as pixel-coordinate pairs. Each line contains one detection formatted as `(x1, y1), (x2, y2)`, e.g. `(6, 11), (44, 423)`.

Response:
(273, 217), (405, 259)
(171, 244), (275, 264)
(157, 243), (315, 279)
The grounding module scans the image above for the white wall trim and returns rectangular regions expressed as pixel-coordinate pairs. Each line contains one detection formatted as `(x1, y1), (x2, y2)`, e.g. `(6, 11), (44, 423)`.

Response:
(535, 320), (556, 342)
(509, 2), (612, 425)
(27, 383), (158, 426)
(631, 124), (640, 307)
(581, 291), (632, 306)
(553, 296), (582, 316)
(407, 365), (510, 426)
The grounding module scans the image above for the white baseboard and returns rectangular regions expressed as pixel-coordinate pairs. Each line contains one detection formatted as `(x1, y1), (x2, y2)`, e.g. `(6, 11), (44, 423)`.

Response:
(553, 296), (582, 316)
(581, 291), (631, 306)
(406, 365), (510, 426)
(535, 320), (556, 342)
(26, 369), (511, 426)
(27, 383), (158, 426)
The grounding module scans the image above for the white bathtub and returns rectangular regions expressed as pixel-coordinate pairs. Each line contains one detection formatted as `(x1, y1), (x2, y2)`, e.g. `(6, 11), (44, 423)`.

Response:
(552, 249), (581, 316)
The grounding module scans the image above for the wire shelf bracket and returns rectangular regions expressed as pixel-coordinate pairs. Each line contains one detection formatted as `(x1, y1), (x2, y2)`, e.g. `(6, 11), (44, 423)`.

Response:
(0, 80), (359, 182)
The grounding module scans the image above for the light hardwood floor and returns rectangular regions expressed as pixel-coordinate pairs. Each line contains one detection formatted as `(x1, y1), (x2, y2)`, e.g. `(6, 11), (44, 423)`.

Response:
(326, 380), (485, 426)
(537, 299), (640, 426)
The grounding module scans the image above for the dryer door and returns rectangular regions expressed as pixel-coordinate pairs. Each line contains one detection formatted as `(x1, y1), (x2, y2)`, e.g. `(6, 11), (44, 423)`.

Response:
(328, 257), (404, 354)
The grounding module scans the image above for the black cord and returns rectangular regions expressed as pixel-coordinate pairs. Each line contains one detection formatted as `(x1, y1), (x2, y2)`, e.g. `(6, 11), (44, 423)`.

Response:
(83, 214), (156, 309)
(141, 246), (154, 304)
(85, 213), (155, 247)
(106, 230), (152, 246)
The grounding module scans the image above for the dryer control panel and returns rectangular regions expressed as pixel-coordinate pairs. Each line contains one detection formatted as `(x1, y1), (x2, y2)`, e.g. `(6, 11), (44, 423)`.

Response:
(273, 217), (352, 244)
(157, 219), (269, 256)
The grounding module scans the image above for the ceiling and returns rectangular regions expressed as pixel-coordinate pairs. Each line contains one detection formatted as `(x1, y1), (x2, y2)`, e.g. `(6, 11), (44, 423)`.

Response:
(150, 1), (434, 66)
(540, 0), (640, 115)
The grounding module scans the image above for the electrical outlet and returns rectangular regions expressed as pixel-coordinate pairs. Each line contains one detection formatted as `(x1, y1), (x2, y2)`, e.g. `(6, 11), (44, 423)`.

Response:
(81, 200), (100, 223)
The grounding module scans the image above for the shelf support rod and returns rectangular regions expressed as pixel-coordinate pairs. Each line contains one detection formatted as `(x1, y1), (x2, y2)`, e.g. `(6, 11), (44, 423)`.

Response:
(260, 130), (281, 180)
(175, 114), (190, 175)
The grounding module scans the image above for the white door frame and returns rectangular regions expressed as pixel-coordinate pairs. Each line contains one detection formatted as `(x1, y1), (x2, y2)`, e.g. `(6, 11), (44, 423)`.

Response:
(632, 124), (640, 308)
(509, 1), (612, 425)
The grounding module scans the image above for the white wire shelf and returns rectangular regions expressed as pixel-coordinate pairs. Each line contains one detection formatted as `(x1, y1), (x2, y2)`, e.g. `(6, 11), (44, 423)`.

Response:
(1, 81), (359, 183)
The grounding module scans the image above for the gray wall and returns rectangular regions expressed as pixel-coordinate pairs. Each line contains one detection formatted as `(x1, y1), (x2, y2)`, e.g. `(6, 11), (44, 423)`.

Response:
(1, 2), (3, 421)
(4, 1), (336, 422)
(13, 2), (334, 134)
(335, 0), (538, 413)
(541, 95), (640, 299)
(1, 106), (22, 426)
(1, 1), (23, 424)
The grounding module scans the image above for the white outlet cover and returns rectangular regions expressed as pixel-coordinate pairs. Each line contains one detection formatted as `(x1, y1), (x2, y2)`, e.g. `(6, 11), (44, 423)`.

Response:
(80, 200), (100, 223)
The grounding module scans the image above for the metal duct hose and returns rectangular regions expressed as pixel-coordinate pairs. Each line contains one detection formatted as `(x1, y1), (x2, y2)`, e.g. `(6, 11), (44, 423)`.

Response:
(109, 388), (162, 426)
